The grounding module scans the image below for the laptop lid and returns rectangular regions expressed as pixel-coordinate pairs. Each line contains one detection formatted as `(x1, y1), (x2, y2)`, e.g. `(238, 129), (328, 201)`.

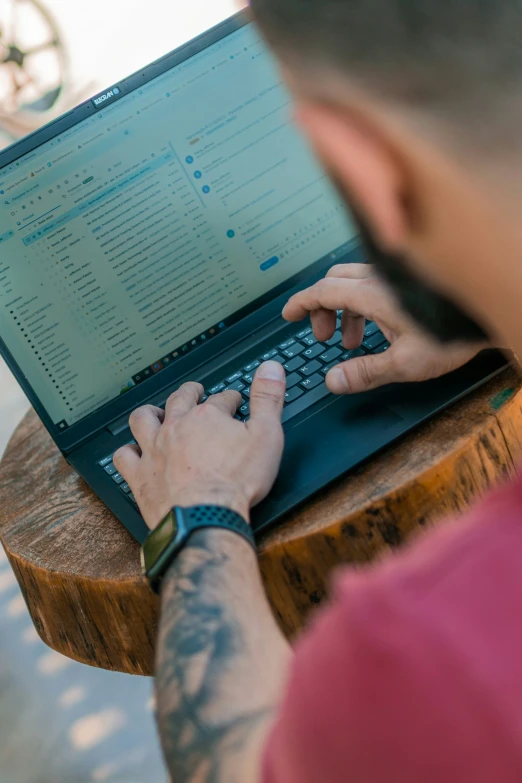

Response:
(0, 11), (357, 452)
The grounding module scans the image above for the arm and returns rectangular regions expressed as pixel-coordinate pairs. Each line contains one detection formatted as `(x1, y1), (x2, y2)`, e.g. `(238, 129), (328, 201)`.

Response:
(113, 361), (292, 783)
(156, 529), (291, 783)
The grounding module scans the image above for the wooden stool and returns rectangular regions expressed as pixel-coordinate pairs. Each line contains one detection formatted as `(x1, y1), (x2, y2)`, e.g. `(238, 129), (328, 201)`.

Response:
(1, 366), (521, 676)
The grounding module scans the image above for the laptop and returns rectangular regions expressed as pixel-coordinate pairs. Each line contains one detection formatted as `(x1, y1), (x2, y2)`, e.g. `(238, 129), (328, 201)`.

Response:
(0, 11), (507, 543)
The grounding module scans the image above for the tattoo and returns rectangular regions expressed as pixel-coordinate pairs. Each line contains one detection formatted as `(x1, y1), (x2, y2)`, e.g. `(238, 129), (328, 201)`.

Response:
(155, 531), (273, 783)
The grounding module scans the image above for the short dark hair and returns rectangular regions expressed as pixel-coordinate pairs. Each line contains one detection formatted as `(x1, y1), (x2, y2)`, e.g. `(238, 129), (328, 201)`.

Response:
(250, 0), (522, 140)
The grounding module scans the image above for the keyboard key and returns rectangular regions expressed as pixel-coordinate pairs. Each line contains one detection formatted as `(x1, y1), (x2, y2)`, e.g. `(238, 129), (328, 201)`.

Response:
(296, 326), (313, 339)
(111, 472), (125, 485)
(226, 371), (243, 384)
(283, 342), (305, 359)
(104, 463), (117, 476)
(284, 386), (304, 404)
(261, 349), (278, 361)
(240, 402), (250, 417)
(121, 483), (131, 494)
(299, 360), (322, 377)
(340, 348), (365, 361)
(300, 373), (323, 391)
(201, 394), (209, 403)
(99, 454), (113, 467)
(373, 342), (390, 354)
(365, 322), (380, 337)
(244, 359), (261, 373)
(129, 493), (137, 505)
(325, 331), (343, 347)
(362, 332), (387, 351)
(302, 343), (323, 360)
(279, 338), (296, 350)
(319, 347), (343, 364)
(282, 381), (329, 423)
(227, 379), (246, 393)
(209, 382), (226, 395)
(284, 356), (305, 373)
(286, 372), (302, 389)
(302, 334), (317, 346)
(321, 362), (339, 376)
(242, 373), (254, 385)
(242, 387), (251, 399)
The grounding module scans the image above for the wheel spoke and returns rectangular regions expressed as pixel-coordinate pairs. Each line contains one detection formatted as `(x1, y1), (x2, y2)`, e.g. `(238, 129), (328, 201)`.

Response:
(24, 38), (59, 56)
(7, 0), (20, 44)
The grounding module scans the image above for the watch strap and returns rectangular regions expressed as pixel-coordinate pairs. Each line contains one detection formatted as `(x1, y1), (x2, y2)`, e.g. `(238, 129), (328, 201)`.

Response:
(144, 505), (255, 593)
(181, 505), (256, 545)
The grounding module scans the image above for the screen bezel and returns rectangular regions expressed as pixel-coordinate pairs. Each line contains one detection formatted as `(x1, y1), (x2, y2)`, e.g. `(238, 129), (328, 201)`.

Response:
(0, 9), (356, 453)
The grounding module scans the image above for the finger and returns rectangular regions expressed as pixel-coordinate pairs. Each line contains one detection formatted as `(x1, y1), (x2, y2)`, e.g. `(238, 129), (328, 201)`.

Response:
(325, 349), (397, 395)
(313, 265), (373, 341)
(128, 405), (164, 449)
(282, 278), (378, 323)
(247, 361), (286, 429)
(205, 389), (242, 416)
(326, 263), (374, 280)
(341, 309), (365, 349)
(113, 443), (140, 481)
(165, 382), (203, 421)
(311, 307), (336, 342)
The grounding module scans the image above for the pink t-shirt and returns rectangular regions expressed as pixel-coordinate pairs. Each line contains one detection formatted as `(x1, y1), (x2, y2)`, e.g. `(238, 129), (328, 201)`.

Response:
(263, 473), (522, 782)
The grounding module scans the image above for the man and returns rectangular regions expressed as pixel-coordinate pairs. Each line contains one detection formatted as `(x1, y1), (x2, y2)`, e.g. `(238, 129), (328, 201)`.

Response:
(114, 1), (522, 780)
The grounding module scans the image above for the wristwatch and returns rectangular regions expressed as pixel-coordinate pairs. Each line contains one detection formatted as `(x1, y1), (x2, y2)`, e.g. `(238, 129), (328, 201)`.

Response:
(141, 505), (256, 593)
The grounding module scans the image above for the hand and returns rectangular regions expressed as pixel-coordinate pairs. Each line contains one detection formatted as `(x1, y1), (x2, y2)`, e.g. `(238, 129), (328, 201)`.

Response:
(113, 361), (286, 530)
(283, 264), (486, 395)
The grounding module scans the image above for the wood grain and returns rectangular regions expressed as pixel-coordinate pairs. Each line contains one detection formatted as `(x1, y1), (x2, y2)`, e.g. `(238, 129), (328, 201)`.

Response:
(0, 366), (521, 675)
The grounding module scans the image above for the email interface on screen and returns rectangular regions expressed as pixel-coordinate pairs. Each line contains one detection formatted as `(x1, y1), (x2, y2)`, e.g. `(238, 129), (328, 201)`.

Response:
(0, 24), (355, 430)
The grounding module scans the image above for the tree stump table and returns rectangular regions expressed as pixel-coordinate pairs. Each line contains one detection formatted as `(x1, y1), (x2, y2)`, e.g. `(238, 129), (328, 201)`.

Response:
(1, 366), (522, 676)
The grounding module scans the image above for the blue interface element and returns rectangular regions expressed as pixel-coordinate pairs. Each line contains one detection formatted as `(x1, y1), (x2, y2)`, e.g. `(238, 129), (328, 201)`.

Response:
(260, 256), (279, 271)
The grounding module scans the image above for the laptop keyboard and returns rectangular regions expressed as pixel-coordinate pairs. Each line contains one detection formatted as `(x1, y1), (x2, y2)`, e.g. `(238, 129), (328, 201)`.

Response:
(98, 317), (390, 508)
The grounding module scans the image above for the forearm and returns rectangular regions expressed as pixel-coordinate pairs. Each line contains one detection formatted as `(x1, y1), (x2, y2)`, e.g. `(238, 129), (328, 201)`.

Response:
(155, 528), (293, 783)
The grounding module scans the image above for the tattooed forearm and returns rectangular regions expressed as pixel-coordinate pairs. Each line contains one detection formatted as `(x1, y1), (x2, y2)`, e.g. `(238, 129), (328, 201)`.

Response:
(155, 529), (292, 783)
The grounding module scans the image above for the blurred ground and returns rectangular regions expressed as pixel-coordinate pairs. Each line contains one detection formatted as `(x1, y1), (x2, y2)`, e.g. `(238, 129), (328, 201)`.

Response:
(0, 2), (239, 780)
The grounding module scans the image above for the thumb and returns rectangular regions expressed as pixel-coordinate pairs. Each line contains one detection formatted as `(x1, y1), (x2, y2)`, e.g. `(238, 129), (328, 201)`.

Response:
(326, 349), (397, 394)
(248, 361), (286, 425)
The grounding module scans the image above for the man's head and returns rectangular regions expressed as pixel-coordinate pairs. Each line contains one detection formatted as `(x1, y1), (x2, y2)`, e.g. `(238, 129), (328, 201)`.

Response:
(249, 0), (522, 349)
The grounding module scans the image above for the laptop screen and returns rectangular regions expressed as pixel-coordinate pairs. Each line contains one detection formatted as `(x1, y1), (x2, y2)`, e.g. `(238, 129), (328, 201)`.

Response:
(0, 21), (355, 430)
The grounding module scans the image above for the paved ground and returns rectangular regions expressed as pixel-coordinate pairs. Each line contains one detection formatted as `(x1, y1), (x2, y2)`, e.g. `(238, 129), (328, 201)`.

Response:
(0, 1), (239, 779)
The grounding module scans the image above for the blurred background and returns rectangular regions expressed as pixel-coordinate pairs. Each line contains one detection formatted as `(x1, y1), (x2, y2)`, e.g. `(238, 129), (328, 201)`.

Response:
(0, 1), (240, 781)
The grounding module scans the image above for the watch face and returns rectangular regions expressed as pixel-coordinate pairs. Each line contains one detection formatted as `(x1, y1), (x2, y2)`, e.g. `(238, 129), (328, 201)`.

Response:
(142, 510), (179, 572)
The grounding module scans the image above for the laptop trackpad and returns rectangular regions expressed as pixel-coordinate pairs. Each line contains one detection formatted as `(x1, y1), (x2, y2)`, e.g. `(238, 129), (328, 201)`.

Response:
(256, 394), (405, 523)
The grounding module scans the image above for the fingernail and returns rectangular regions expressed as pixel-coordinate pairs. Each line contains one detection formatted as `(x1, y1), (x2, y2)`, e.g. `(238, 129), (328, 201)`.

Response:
(257, 360), (286, 382)
(328, 366), (350, 393)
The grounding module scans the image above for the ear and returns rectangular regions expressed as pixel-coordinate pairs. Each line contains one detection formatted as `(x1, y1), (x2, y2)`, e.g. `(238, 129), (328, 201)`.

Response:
(296, 101), (408, 252)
